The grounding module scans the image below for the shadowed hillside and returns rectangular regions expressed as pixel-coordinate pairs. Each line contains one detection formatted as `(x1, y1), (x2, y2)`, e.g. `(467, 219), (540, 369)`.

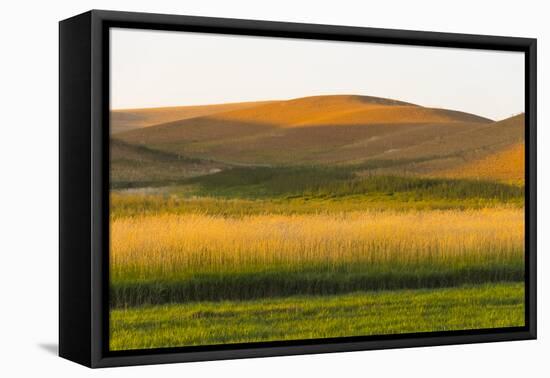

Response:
(110, 139), (225, 187)
(363, 113), (525, 175)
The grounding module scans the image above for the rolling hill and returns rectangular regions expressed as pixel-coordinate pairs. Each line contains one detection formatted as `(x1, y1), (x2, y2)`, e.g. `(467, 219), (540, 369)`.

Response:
(110, 95), (524, 187)
(111, 100), (274, 134)
(114, 95), (496, 163)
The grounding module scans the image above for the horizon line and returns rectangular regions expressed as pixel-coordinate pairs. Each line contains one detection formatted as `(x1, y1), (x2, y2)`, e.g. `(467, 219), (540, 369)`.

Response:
(110, 93), (527, 122)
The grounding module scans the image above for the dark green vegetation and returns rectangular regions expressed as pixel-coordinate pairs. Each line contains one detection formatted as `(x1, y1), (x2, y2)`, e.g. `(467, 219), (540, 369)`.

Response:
(186, 165), (524, 201)
(111, 263), (523, 307)
(110, 283), (524, 350)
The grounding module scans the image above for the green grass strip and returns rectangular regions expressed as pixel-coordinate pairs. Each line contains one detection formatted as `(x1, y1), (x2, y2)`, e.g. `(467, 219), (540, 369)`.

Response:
(110, 282), (524, 350)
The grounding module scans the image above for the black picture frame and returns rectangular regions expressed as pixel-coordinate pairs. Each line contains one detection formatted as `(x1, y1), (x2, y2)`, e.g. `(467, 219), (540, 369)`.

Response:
(59, 9), (537, 368)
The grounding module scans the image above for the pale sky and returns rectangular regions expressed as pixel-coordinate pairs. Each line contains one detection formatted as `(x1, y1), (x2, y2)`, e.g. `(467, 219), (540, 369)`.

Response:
(110, 28), (525, 121)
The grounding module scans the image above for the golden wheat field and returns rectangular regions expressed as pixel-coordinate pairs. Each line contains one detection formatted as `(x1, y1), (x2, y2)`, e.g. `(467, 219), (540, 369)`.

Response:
(111, 208), (523, 277)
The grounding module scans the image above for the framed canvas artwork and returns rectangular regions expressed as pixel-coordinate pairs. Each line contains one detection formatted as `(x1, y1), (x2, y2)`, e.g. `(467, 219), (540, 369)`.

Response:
(59, 10), (536, 368)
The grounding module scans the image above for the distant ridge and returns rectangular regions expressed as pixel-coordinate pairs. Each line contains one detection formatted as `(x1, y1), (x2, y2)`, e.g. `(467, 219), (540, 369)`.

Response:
(284, 94), (417, 107)
(110, 100), (275, 134)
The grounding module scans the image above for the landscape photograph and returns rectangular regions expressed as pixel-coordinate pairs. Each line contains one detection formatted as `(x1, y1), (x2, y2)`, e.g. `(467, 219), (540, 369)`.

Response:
(108, 28), (526, 351)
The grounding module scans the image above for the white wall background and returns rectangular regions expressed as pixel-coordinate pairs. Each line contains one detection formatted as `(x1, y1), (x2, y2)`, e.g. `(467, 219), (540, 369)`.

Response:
(0, 0), (547, 376)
